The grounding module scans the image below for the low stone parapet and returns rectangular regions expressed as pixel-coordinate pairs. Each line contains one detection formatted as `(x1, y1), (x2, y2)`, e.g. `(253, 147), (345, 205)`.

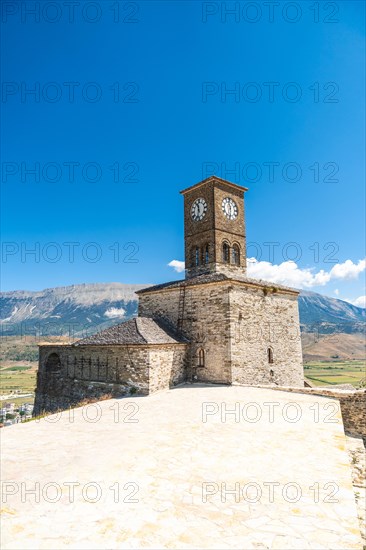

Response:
(257, 385), (366, 438)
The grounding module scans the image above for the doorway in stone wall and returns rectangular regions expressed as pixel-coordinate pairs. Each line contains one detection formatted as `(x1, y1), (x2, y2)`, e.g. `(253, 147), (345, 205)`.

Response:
(191, 347), (205, 382)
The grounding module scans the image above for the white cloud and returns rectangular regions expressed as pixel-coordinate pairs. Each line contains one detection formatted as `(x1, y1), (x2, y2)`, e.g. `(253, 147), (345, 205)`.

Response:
(247, 257), (366, 289)
(247, 258), (330, 288)
(345, 295), (366, 308)
(329, 259), (365, 280)
(104, 307), (126, 319)
(167, 256), (366, 291)
(168, 260), (185, 273)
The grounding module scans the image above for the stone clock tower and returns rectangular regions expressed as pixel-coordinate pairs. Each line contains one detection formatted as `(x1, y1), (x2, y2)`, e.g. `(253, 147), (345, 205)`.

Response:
(180, 176), (248, 279)
(35, 174), (304, 415)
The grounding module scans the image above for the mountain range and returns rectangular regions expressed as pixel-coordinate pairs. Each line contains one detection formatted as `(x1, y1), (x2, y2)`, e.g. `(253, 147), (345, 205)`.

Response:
(0, 283), (365, 342)
(0, 283), (366, 361)
(0, 283), (145, 339)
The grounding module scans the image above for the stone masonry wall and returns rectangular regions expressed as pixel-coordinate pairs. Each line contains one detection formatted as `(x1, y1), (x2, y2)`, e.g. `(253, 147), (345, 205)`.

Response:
(139, 283), (232, 384)
(213, 183), (247, 274)
(183, 180), (246, 278)
(35, 344), (150, 414)
(339, 392), (366, 437)
(230, 285), (304, 386)
(149, 347), (187, 393)
(139, 280), (303, 386)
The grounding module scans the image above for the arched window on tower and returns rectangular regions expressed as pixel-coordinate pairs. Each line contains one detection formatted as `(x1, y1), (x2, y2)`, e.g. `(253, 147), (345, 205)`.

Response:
(267, 347), (274, 364)
(222, 242), (230, 264)
(45, 353), (61, 373)
(195, 246), (200, 266)
(204, 244), (210, 264)
(198, 348), (205, 367)
(232, 244), (240, 266)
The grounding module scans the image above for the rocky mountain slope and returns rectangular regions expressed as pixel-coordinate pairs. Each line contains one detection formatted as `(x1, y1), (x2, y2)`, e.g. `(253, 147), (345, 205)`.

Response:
(301, 332), (365, 362)
(0, 283), (148, 338)
(298, 290), (365, 334)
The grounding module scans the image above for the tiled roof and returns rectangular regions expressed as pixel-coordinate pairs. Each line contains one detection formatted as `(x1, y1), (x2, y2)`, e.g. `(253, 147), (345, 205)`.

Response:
(73, 317), (187, 346)
(136, 272), (299, 295)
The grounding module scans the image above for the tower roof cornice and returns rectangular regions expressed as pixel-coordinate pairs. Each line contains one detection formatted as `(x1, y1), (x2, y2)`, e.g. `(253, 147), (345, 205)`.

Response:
(179, 175), (249, 195)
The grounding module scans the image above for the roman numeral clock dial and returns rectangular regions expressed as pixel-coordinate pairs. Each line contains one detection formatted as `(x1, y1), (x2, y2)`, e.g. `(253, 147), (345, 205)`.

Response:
(191, 198), (207, 221)
(222, 197), (238, 220)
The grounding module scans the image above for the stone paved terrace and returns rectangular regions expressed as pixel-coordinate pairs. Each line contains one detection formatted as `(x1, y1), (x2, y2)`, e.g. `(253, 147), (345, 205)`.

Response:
(1, 385), (363, 549)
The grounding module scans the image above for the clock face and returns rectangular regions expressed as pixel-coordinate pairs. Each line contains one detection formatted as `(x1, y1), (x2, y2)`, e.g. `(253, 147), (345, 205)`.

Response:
(222, 197), (238, 220)
(191, 197), (207, 221)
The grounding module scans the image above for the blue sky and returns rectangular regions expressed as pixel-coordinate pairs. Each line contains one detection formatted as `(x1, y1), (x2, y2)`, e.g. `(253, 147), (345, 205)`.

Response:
(1, 0), (365, 305)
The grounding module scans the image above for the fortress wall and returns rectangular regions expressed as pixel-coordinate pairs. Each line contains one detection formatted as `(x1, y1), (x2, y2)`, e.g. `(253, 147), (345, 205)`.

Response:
(338, 391), (366, 437)
(138, 288), (180, 329)
(34, 344), (150, 414)
(230, 286), (304, 386)
(188, 284), (232, 383)
(149, 347), (187, 393)
(139, 284), (232, 384)
(139, 281), (304, 387)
